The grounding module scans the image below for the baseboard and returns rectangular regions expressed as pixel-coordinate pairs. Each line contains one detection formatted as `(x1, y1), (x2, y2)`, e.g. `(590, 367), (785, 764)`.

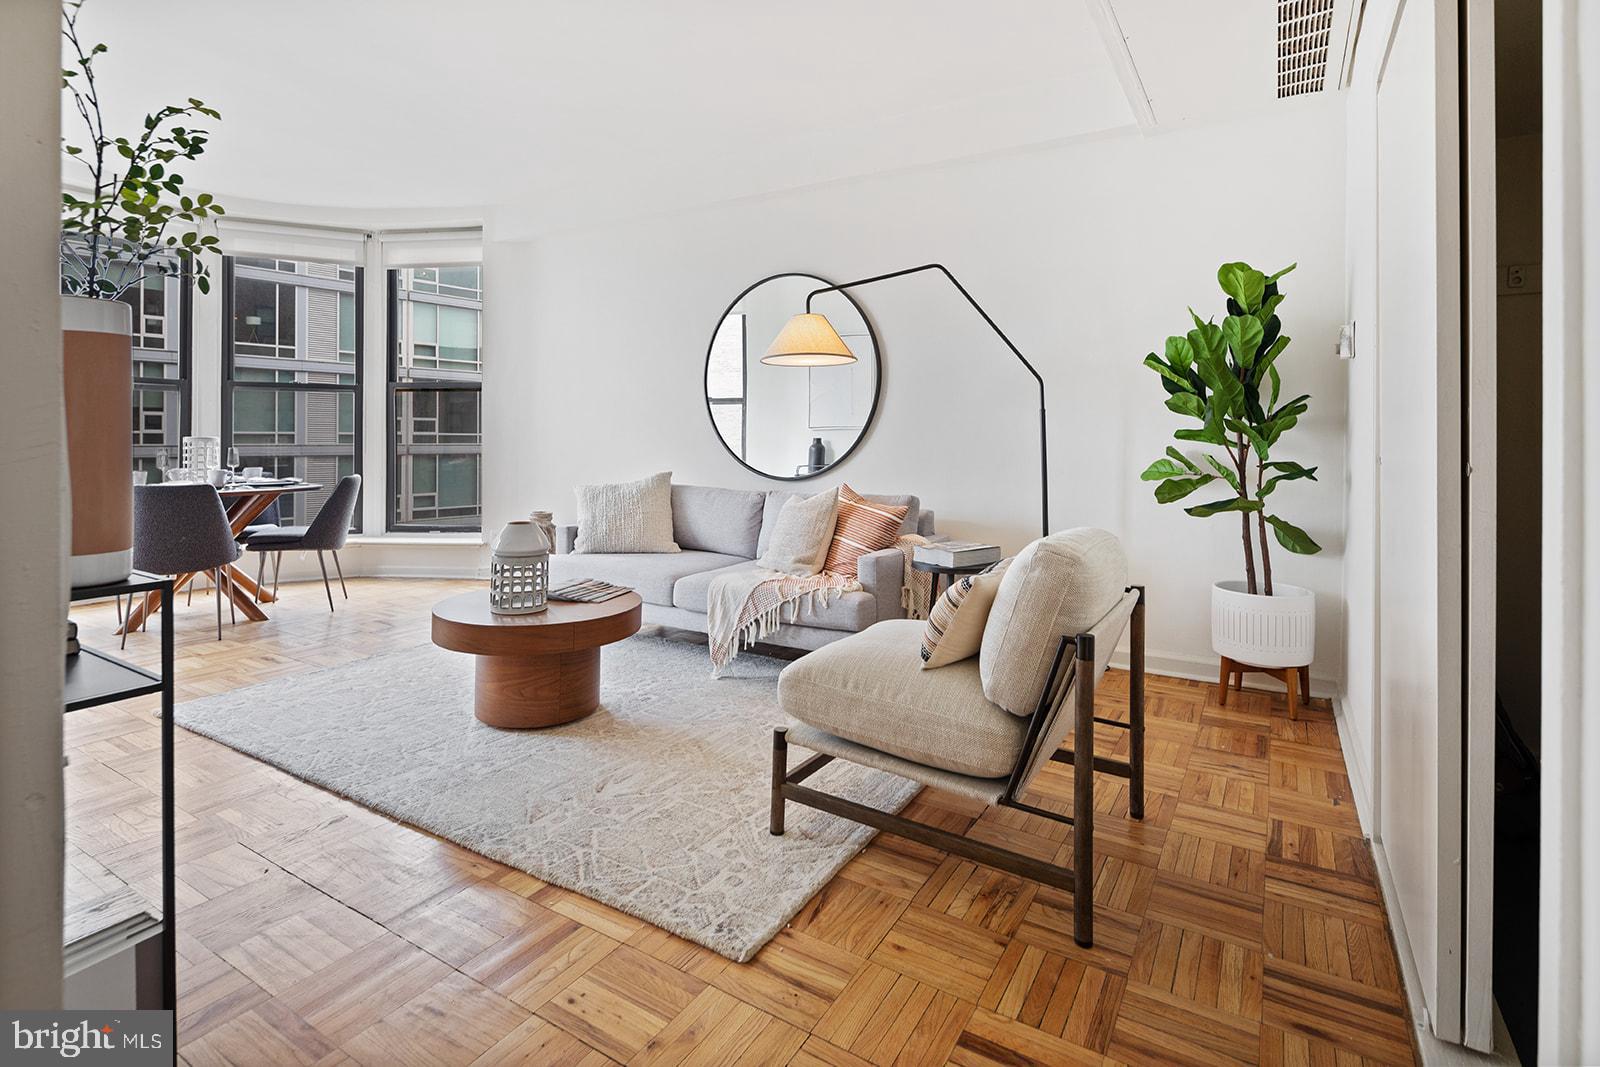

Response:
(1108, 647), (1336, 700)
(1331, 691), (1375, 838)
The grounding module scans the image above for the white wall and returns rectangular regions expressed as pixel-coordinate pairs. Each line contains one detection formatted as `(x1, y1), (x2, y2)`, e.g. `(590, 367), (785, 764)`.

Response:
(0, 0), (67, 1009)
(483, 97), (1350, 682)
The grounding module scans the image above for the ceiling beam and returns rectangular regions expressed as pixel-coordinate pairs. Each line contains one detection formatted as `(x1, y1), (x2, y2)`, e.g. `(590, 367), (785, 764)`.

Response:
(1084, 0), (1158, 131)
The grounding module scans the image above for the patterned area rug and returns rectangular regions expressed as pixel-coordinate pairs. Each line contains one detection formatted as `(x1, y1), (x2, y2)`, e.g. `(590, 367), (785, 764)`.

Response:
(175, 634), (918, 962)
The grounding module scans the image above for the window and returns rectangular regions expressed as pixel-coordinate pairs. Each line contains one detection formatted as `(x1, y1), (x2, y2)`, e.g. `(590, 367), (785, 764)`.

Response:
(222, 256), (361, 529)
(706, 312), (746, 457)
(388, 264), (482, 531)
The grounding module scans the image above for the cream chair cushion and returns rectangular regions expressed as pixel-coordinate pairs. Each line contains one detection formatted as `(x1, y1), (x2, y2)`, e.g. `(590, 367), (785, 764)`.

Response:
(777, 620), (1027, 779)
(979, 528), (1128, 717)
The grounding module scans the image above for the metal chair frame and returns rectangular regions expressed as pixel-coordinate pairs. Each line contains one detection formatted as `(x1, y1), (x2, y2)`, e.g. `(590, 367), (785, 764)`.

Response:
(771, 585), (1146, 947)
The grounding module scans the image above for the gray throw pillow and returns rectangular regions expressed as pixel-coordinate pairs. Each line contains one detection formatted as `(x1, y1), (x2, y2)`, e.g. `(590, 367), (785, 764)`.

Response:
(573, 471), (680, 553)
(756, 489), (839, 576)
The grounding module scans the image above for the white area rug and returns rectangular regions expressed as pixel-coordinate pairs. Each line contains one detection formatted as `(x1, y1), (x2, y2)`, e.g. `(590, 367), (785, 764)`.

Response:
(175, 634), (919, 962)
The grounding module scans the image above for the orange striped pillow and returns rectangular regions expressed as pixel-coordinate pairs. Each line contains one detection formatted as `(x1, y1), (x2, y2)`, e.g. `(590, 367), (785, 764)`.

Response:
(823, 485), (909, 577)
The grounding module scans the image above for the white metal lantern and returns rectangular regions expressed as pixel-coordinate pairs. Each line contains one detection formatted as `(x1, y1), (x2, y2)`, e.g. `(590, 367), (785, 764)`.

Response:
(490, 520), (550, 614)
(182, 435), (221, 472)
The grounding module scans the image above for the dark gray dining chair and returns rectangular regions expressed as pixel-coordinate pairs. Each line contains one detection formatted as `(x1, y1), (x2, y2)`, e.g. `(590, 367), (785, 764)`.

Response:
(131, 482), (242, 645)
(244, 474), (361, 612)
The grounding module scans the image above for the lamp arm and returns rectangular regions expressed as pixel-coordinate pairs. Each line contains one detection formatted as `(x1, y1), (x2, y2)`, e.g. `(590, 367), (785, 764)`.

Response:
(805, 263), (1049, 537)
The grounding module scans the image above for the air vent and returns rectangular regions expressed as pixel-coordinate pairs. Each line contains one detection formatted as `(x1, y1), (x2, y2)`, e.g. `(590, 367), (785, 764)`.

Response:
(1277, 0), (1336, 97)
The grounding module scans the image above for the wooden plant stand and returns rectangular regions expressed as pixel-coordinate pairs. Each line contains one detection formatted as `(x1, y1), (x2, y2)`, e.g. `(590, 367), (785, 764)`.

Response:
(1217, 656), (1310, 720)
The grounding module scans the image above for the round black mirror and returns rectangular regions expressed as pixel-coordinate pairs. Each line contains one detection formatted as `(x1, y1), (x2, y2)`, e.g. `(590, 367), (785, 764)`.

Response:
(704, 272), (880, 480)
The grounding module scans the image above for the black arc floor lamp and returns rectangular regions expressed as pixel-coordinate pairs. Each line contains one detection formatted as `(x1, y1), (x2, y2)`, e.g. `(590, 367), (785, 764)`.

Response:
(764, 263), (1049, 539)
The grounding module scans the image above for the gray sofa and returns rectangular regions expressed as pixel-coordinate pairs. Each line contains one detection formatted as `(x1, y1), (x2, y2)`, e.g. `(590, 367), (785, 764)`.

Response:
(551, 484), (935, 651)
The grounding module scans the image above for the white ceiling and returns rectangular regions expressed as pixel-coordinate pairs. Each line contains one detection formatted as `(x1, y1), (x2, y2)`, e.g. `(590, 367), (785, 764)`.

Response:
(66, 1), (1311, 229)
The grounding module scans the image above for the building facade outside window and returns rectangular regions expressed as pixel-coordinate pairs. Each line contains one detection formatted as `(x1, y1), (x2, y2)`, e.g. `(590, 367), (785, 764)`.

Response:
(223, 256), (361, 529)
(388, 265), (482, 531)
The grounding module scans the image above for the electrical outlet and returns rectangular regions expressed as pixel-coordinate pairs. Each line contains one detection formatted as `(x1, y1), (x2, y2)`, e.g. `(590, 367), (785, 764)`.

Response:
(1337, 322), (1355, 360)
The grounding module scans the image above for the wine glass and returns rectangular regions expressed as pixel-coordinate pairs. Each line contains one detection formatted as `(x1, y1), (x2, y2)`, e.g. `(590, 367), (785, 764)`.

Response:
(226, 446), (241, 482)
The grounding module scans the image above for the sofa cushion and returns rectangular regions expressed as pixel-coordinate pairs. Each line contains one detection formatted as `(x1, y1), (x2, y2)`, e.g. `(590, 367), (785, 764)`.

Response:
(757, 489), (921, 556)
(548, 549), (745, 607)
(672, 561), (877, 632)
(671, 484), (765, 557)
(921, 559), (1012, 669)
(574, 471), (679, 554)
(778, 620), (1027, 778)
(979, 528), (1128, 717)
(823, 484), (909, 578)
(756, 489), (837, 575)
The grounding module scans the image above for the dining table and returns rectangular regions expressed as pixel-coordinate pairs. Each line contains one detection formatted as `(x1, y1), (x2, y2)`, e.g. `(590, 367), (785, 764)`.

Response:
(118, 480), (324, 634)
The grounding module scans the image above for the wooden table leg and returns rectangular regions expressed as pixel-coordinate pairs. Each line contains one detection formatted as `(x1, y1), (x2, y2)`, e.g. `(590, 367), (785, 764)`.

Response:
(118, 572), (198, 634)
(473, 649), (603, 729)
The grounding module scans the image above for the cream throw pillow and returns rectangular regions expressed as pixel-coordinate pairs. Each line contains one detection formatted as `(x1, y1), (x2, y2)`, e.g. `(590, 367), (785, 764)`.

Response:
(756, 489), (838, 576)
(573, 471), (680, 553)
(919, 559), (1012, 668)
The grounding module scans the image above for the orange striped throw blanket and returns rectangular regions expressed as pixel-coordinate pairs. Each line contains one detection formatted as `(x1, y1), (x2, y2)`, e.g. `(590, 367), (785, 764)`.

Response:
(707, 535), (932, 672)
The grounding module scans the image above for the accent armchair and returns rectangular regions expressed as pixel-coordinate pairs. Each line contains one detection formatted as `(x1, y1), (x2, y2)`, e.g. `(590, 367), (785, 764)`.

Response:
(769, 527), (1145, 947)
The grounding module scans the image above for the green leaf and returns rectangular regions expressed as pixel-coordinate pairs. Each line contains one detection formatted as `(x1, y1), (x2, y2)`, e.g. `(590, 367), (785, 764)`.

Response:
(1155, 476), (1215, 503)
(1140, 458), (1189, 482)
(1165, 335), (1195, 373)
(1267, 262), (1298, 283)
(1189, 326), (1242, 417)
(1266, 515), (1321, 553)
(1165, 393), (1204, 419)
(1143, 353), (1191, 388)
(1258, 293), (1284, 322)
(1261, 462), (1319, 497)
(1165, 446), (1201, 474)
(1185, 497), (1263, 518)
(1267, 365), (1281, 410)
(1175, 424), (1229, 447)
(1224, 418), (1271, 460)
(1222, 315), (1265, 370)
(1267, 394), (1310, 422)
(1203, 454), (1242, 494)
(1217, 262), (1266, 312)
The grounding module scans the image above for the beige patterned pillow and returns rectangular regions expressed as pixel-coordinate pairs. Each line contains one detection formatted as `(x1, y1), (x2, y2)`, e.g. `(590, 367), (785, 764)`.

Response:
(920, 559), (1012, 668)
(756, 489), (838, 576)
(573, 471), (680, 553)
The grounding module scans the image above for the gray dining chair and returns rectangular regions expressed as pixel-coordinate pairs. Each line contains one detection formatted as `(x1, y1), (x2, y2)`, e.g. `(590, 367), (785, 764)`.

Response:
(243, 474), (361, 611)
(130, 482), (242, 645)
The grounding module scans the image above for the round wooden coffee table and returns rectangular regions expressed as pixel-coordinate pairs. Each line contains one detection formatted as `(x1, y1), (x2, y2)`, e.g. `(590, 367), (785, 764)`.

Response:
(431, 591), (643, 728)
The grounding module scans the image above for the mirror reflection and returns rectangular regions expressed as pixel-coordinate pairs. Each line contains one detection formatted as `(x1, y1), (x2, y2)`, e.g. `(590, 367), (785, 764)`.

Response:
(704, 273), (879, 479)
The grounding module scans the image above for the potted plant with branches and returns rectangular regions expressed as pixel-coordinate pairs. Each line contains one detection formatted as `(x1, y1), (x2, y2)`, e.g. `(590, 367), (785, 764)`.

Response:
(58, 0), (225, 584)
(1139, 261), (1323, 700)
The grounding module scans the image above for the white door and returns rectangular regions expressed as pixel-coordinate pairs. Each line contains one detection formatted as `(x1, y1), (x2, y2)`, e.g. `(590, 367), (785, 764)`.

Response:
(1375, 0), (1466, 1042)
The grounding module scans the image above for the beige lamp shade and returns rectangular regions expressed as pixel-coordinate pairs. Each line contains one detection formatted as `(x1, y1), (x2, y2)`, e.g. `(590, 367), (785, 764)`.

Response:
(763, 313), (858, 367)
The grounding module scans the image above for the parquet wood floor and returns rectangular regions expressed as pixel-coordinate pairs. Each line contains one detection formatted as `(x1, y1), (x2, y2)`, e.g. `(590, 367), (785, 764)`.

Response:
(67, 578), (1418, 1065)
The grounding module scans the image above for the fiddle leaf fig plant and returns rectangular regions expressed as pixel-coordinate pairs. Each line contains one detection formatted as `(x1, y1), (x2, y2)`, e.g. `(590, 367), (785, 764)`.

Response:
(59, 0), (226, 298)
(1139, 261), (1322, 596)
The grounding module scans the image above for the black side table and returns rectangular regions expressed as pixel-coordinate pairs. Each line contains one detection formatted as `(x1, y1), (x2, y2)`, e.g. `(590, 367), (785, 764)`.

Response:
(66, 572), (175, 1011)
(911, 559), (995, 606)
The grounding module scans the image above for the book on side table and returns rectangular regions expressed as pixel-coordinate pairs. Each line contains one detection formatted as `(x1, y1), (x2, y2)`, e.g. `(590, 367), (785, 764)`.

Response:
(913, 541), (1002, 568)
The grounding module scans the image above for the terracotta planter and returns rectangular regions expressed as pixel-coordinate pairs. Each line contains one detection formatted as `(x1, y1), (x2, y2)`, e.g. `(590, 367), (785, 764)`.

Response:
(63, 295), (133, 586)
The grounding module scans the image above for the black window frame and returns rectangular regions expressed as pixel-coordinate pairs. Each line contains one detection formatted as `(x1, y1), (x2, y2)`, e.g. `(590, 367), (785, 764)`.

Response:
(220, 255), (364, 532)
(386, 266), (484, 534)
(130, 258), (193, 477)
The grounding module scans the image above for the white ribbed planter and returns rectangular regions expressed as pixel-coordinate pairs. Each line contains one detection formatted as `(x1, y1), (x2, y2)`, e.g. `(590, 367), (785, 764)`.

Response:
(1211, 580), (1315, 668)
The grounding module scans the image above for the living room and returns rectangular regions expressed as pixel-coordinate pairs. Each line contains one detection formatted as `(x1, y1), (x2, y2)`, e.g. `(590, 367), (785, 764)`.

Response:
(3, 1), (1595, 1064)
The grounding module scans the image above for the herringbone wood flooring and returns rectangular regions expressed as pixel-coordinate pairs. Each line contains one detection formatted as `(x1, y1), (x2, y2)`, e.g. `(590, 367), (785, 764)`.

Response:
(67, 578), (1418, 1065)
